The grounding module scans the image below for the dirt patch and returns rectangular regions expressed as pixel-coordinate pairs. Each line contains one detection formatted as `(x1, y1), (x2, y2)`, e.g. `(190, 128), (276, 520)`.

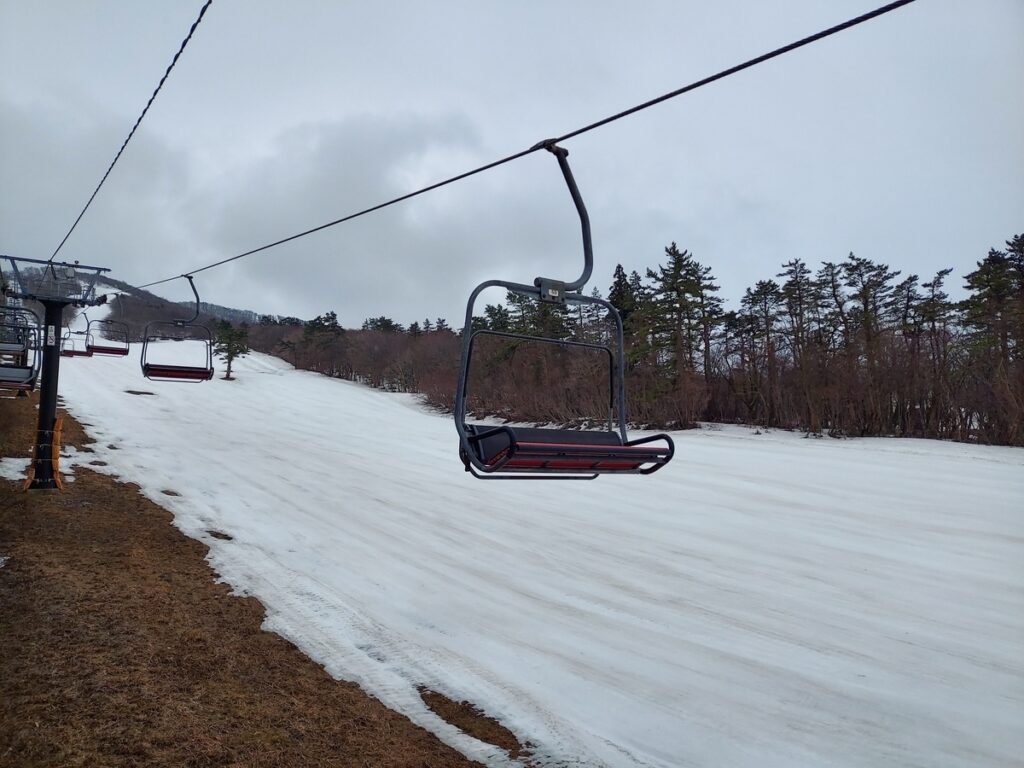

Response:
(0, 394), (485, 767)
(160, 489), (181, 497)
(206, 529), (233, 541)
(124, 390), (156, 396)
(420, 688), (531, 761)
(58, 408), (95, 452)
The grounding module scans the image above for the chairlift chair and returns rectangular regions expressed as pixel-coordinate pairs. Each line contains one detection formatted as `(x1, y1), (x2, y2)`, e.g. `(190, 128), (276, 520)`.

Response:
(60, 327), (92, 357)
(454, 142), (674, 479)
(140, 275), (214, 382)
(0, 308), (35, 355)
(85, 317), (130, 356)
(0, 307), (41, 391)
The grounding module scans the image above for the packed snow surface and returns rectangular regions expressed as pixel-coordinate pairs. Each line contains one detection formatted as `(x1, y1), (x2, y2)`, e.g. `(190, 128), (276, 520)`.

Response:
(53, 323), (1024, 766)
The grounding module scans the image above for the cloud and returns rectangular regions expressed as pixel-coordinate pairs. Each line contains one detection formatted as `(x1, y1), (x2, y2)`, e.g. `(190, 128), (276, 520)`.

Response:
(3, 0), (1022, 323)
(173, 111), (592, 326)
(2, 100), (582, 326)
(0, 97), (193, 273)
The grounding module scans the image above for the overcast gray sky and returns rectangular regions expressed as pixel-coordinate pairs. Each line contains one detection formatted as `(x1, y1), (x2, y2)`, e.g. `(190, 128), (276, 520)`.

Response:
(2, 0), (1021, 326)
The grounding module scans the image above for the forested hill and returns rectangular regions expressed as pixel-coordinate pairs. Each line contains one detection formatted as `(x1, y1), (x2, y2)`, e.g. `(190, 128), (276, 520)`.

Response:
(95, 277), (255, 327)
(108, 232), (1024, 446)
(182, 302), (258, 326)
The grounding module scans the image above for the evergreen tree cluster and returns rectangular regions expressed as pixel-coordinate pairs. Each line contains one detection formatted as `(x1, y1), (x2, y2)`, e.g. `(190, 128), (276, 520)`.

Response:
(573, 234), (1023, 443)
(245, 232), (1023, 446)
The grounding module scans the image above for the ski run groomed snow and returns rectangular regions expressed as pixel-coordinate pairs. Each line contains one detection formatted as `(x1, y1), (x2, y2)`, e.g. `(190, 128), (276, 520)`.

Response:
(24, 309), (1024, 767)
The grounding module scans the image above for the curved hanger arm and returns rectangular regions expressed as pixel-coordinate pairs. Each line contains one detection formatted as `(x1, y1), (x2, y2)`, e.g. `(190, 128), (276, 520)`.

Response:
(177, 274), (201, 324)
(530, 140), (593, 295)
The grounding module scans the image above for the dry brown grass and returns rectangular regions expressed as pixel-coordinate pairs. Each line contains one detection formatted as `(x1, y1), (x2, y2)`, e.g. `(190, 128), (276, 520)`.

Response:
(419, 690), (531, 763)
(0, 392), (506, 767)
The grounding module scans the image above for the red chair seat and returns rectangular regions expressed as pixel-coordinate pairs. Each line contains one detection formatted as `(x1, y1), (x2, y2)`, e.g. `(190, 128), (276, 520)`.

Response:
(466, 425), (672, 474)
(87, 344), (129, 356)
(142, 363), (213, 381)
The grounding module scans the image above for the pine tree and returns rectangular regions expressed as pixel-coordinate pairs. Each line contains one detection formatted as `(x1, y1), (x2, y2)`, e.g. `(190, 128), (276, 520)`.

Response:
(777, 258), (823, 430)
(362, 316), (404, 333)
(1006, 233), (1024, 358)
(624, 269), (656, 367)
(962, 246), (1023, 443)
(739, 280), (783, 425)
(505, 291), (533, 333)
(647, 243), (700, 376)
(608, 264), (636, 323)
(214, 320), (250, 380)
(503, 291), (569, 338)
(919, 268), (956, 438)
(816, 261), (850, 350)
(841, 253), (900, 361)
(691, 260), (723, 384)
(963, 250), (1015, 365)
(890, 273), (924, 435)
(579, 287), (606, 342)
(777, 259), (820, 362)
(483, 303), (511, 332)
(302, 312), (346, 375)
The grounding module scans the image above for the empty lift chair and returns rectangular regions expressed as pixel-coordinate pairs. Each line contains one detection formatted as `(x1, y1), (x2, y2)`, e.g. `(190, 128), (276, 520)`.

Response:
(140, 275), (214, 382)
(0, 307), (41, 392)
(0, 308), (33, 358)
(86, 317), (130, 356)
(60, 327), (92, 357)
(454, 142), (674, 479)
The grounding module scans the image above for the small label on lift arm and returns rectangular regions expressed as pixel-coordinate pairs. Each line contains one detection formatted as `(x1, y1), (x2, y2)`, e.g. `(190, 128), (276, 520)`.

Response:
(47, 326), (56, 346)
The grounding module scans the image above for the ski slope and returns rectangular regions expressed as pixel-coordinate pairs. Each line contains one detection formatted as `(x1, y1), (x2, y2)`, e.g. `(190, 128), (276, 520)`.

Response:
(43, 320), (1024, 766)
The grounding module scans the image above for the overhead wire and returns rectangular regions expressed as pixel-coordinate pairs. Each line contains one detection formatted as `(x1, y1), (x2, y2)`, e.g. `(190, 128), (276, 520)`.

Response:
(135, 0), (916, 291)
(47, 0), (214, 264)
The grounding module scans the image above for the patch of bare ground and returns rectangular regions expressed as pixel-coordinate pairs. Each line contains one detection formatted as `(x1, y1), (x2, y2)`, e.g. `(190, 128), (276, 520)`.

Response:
(0, 394), (495, 767)
(419, 689), (532, 762)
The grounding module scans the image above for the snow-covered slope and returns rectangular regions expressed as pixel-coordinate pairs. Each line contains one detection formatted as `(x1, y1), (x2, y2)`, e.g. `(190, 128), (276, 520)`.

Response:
(51, 325), (1024, 766)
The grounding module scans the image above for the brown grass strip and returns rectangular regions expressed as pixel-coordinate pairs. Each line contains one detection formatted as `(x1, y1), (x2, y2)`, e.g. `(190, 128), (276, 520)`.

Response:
(0, 394), (485, 767)
(419, 689), (532, 762)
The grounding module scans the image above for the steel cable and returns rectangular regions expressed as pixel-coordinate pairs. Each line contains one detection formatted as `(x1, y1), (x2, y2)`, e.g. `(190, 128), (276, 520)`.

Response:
(135, 0), (916, 290)
(48, 0), (214, 263)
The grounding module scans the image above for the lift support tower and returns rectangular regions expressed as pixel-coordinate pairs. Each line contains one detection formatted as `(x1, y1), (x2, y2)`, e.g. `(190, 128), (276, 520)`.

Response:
(1, 256), (110, 490)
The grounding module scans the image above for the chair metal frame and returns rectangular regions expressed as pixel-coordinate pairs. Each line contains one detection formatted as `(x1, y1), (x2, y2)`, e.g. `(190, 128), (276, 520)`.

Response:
(0, 306), (42, 391)
(140, 275), (214, 382)
(454, 142), (674, 479)
(59, 326), (93, 357)
(86, 317), (130, 357)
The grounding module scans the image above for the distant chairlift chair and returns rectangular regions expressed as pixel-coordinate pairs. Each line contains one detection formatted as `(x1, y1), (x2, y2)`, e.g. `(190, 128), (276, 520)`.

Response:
(454, 142), (674, 479)
(60, 326), (92, 357)
(140, 275), (214, 382)
(85, 317), (130, 357)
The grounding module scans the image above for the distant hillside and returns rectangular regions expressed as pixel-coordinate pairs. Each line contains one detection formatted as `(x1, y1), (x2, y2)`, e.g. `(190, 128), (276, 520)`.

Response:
(86, 278), (253, 342)
(177, 302), (259, 326)
(96, 278), (257, 321)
